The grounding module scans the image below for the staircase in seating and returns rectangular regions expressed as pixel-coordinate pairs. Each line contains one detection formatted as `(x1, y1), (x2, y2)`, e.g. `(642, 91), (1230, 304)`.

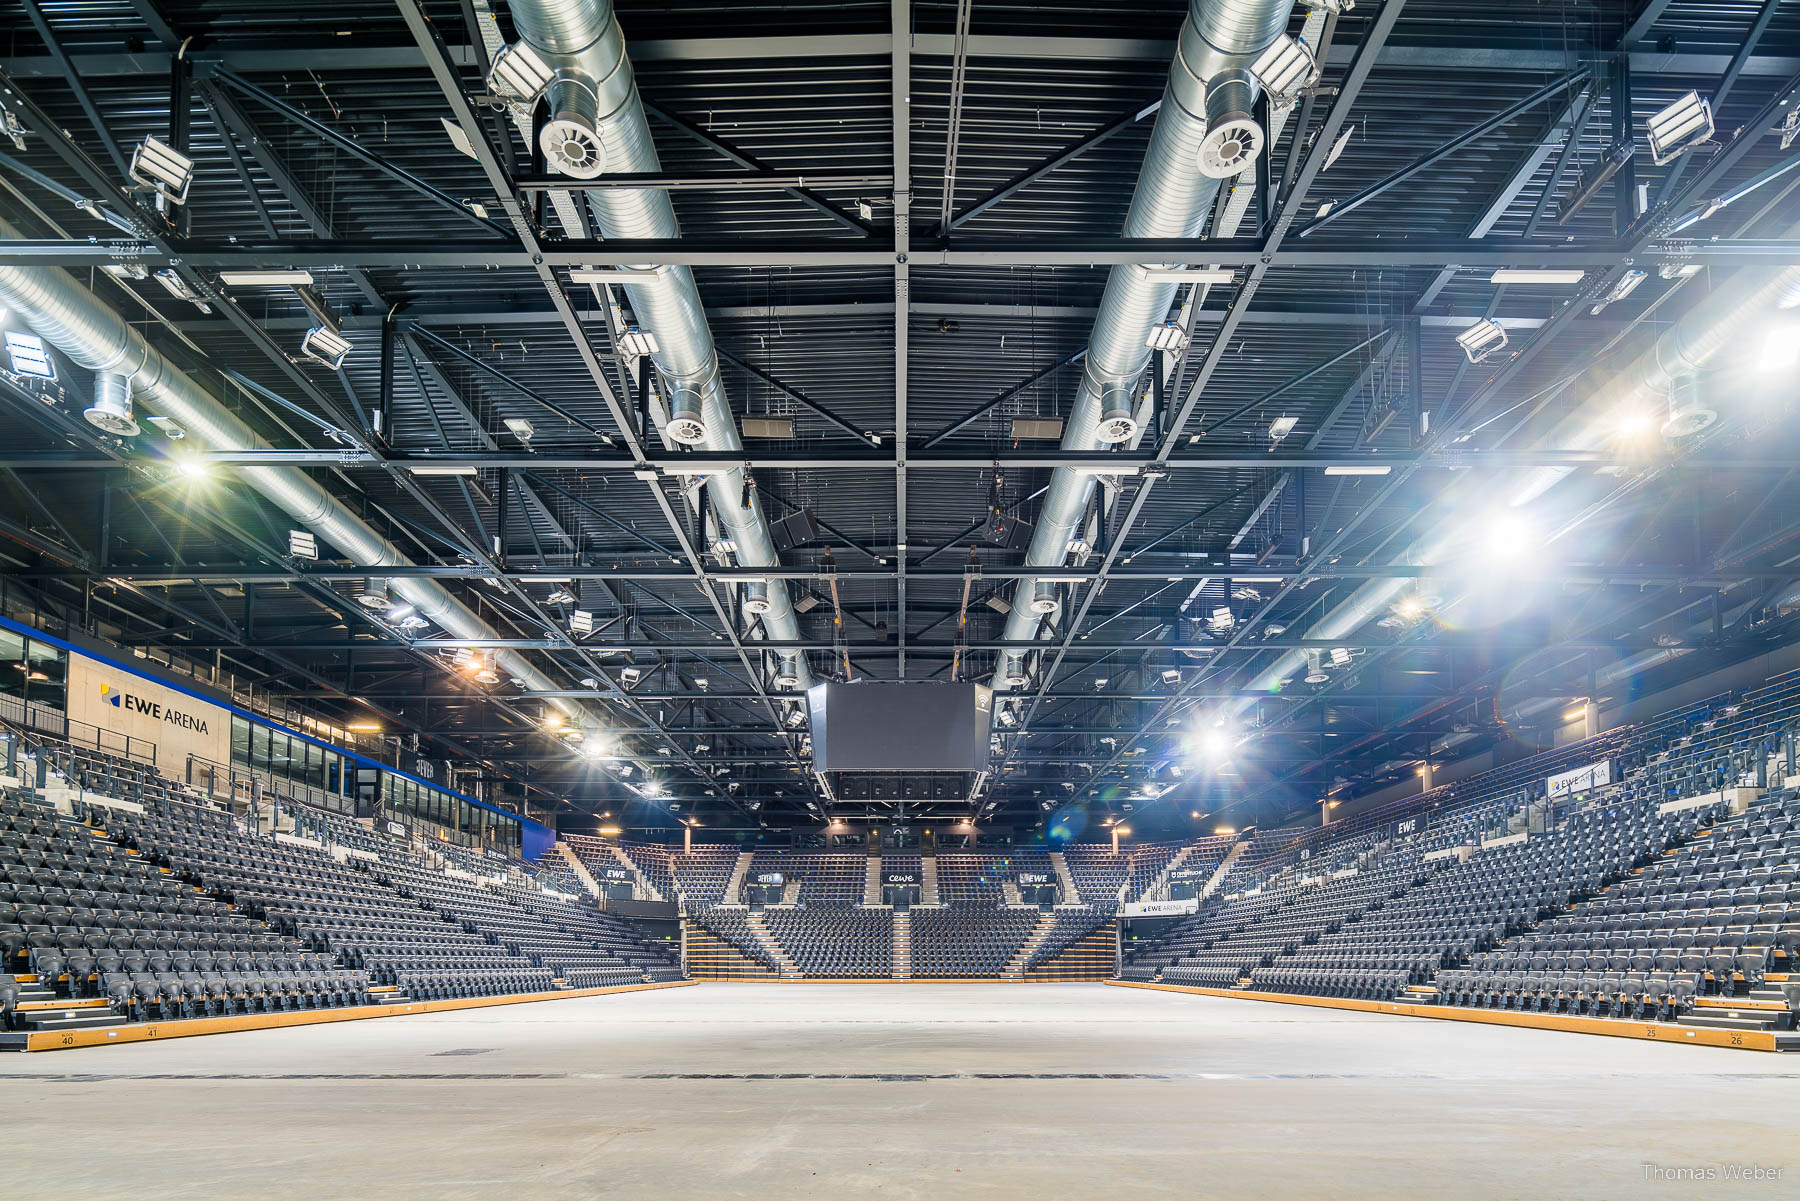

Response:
(891, 909), (912, 979)
(745, 912), (801, 979)
(1001, 910), (1058, 980)
(724, 849), (755, 905)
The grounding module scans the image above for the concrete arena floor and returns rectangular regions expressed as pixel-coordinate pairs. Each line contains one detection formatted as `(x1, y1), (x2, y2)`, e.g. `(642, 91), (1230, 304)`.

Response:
(1, 983), (1796, 1201)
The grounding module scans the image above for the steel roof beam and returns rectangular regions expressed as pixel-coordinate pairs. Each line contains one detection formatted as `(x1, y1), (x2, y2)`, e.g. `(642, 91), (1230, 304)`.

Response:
(14, 236), (1800, 269)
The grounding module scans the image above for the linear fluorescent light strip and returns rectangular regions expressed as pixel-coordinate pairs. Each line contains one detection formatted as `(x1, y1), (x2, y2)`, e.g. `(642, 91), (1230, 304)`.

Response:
(570, 269), (647, 284)
(1323, 465), (1392, 476)
(1490, 269), (1586, 285)
(407, 465), (479, 476)
(1142, 268), (1238, 285)
(219, 270), (314, 287)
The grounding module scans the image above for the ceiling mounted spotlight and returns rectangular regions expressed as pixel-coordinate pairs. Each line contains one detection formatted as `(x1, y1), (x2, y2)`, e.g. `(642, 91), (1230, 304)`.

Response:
(1454, 318), (1509, 364)
(128, 136), (194, 205)
(487, 40), (554, 104)
(620, 666), (643, 686)
(300, 326), (352, 370)
(1646, 91), (1714, 166)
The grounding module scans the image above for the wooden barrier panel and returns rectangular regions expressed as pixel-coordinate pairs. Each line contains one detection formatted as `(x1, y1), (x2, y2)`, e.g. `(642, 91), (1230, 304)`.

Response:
(24, 980), (695, 1053)
(1106, 980), (1781, 1052)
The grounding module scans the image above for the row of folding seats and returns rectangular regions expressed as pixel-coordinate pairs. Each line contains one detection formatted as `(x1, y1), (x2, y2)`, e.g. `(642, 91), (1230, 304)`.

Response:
(1436, 967), (1701, 1020)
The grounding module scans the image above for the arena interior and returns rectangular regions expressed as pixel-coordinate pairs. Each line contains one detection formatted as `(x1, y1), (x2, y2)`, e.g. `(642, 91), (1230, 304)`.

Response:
(1, 0), (1799, 1197)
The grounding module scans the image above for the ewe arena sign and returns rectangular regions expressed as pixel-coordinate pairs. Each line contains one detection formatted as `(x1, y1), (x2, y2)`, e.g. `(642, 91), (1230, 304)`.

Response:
(67, 652), (230, 769)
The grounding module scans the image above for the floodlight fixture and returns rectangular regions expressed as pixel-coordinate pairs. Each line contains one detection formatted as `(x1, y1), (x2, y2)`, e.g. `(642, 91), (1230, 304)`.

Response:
(620, 666), (644, 686)
(1646, 91), (1714, 166)
(1145, 323), (1188, 353)
(153, 269), (210, 312)
(504, 417), (536, 443)
(4, 331), (54, 380)
(617, 327), (660, 358)
(1589, 269), (1647, 315)
(792, 593), (821, 614)
(288, 530), (318, 561)
(487, 40), (555, 104)
(1250, 35), (1321, 103)
(1454, 318), (1509, 364)
(1268, 414), (1298, 442)
(301, 325), (353, 370)
(129, 136), (194, 204)
(569, 609), (594, 636)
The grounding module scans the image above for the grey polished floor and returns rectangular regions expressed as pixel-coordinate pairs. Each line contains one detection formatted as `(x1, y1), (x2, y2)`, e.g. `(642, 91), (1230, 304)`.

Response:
(1, 982), (1794, 1200)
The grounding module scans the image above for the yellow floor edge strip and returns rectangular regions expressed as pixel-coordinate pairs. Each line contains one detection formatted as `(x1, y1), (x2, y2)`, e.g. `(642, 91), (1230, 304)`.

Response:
(22, 980), (696, 1052)
(1106, 980), (1781, 1052)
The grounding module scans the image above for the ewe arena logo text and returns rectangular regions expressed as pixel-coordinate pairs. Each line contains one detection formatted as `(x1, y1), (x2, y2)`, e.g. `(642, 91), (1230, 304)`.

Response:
(98, 682), (211, 734)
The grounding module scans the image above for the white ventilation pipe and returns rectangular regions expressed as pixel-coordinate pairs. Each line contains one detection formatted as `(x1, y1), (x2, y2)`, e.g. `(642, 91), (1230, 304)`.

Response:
(0, 217), (611, 734)
(504, 0), (811, 693)
(993, 0), (1300, 690)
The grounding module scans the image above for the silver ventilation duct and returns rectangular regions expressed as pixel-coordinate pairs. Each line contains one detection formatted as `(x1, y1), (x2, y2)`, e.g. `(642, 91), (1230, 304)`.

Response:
(83, 371), (139, 436)
(0, 215), (602, 733)
(503, 0), (812, 694)
(1240, 221), (1800, 702)
(994, 0), (1299, 689)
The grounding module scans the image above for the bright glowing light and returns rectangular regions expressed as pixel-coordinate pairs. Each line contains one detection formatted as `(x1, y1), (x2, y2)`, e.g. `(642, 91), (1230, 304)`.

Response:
(174, 456), (209, 479)
(1475, 510), (1538, 564)
(543, 712), (564, 730)
(1214, 825), (1236, 836)
(1190, 721), (1235, 764)
(1762, 326), (1800, 373)
(1612, 406), (1659, 441)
